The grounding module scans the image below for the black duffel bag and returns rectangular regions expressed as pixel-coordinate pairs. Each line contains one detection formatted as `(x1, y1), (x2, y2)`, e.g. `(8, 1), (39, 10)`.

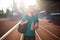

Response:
(18, 21), (28, 33)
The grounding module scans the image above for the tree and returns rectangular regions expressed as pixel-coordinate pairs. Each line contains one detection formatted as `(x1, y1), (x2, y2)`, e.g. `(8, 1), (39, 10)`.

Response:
(36, 0), (41, 11)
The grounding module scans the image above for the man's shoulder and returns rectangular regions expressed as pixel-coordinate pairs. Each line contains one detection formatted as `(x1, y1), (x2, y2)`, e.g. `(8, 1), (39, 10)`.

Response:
(23, 14), (28, 17)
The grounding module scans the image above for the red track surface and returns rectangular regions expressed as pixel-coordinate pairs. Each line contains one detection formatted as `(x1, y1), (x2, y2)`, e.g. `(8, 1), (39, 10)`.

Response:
(0, 19), (60, 40)
(0, 20), (19, 37)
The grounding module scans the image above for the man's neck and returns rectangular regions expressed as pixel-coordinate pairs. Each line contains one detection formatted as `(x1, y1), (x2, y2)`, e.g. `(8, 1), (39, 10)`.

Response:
(28, 13), (33, 17)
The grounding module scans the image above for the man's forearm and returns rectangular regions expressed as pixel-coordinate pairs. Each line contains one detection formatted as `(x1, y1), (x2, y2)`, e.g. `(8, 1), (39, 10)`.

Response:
(35, 23), (39, 29)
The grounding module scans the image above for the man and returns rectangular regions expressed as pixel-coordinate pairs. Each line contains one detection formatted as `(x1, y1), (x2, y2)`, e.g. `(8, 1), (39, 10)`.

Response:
(20, 6), (39, 40)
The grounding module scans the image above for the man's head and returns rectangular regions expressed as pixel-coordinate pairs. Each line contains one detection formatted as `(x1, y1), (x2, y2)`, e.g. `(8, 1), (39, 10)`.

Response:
(28, 6), (35, 15)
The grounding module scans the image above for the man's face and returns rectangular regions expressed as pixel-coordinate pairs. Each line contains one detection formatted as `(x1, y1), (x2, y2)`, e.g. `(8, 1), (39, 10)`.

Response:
(29, 7), (35, 14)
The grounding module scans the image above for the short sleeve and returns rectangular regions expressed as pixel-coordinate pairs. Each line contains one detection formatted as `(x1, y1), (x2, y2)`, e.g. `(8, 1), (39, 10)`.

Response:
(22, 15), (26, 22)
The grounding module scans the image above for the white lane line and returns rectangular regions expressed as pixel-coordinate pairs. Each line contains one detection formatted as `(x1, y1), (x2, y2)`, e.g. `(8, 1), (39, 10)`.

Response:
(39, 25), (60, 40)
(20, 34), (23, 40)
(35, 31), (41, 40)
(42, 24), (60, 32)
(0, 20), (21, 40)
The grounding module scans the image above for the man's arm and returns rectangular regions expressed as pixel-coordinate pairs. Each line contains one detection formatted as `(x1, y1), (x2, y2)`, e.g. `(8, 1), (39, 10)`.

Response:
(20, 15), (28, 25)
(32, 20), (39, 30)
(20, 20), (28, 25)
(35, 22), (39, 29)
(35, 16), (39, 29)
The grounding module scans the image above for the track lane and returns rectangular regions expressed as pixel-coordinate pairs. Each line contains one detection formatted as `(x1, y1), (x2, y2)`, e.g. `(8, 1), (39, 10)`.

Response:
(36, 26), (58, 40)
(4, 27), (40, 40)
(4, 27), (21, 40)
(1, 19), (60, 40)
(39, 20), (60, 38)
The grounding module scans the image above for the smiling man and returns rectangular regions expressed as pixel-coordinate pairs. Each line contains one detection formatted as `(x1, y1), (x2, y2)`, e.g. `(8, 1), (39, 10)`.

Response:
(20, 6), (39, 40)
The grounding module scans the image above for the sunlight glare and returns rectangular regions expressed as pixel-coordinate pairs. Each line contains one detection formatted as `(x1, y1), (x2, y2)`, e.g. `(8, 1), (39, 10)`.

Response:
(24, 0), (36, 8)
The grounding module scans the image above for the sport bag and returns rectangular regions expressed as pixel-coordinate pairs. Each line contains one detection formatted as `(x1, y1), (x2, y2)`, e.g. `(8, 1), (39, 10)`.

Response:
(18, 15), (28, 33)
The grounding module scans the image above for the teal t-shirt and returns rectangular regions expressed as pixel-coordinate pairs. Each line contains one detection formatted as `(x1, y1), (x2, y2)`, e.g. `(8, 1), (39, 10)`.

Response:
(22, 15), (38, 36)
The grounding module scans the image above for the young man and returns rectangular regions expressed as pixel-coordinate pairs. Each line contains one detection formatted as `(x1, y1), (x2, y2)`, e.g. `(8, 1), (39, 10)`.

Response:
(20, 6), (39, 40)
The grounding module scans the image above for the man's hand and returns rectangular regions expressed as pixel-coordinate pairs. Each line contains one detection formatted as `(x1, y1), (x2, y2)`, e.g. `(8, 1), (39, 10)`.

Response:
(31, 26), (36, 30)
(31, 23), (39, 30)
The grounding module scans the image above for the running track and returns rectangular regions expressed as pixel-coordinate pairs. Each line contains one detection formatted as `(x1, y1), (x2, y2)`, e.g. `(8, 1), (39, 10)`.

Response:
(0, 19), (60, 40)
